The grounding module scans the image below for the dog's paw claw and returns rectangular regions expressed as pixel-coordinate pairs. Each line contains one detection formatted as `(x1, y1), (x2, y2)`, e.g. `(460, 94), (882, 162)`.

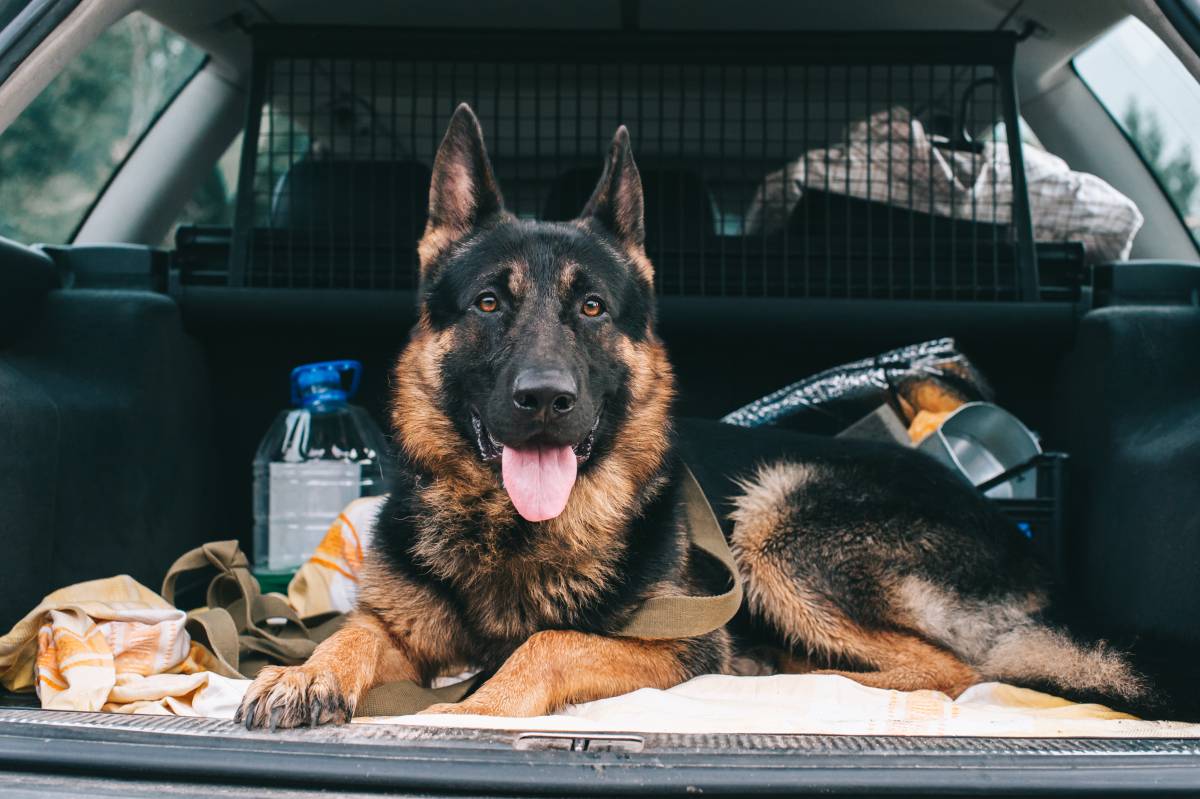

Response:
(236, 666), (353, 730)
(238, 697), (257, 730)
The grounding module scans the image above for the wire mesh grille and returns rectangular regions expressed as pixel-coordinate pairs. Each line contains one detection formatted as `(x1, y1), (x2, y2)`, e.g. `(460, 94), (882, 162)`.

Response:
(234, 31), (1035, 299)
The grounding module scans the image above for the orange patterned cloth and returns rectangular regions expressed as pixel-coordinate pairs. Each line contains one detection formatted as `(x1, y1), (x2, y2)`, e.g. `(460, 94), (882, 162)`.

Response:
(287, 495), (384, 617)
(0, 574), (244, 716)
(0, 499), (385, 718)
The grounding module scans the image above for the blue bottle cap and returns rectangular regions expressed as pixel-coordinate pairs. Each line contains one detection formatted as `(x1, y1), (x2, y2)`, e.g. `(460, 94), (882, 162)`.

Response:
(290, 360), (363, 408)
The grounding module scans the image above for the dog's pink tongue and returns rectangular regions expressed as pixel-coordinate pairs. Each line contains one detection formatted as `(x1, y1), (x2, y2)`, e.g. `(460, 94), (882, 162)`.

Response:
(501, 444), (578, 522)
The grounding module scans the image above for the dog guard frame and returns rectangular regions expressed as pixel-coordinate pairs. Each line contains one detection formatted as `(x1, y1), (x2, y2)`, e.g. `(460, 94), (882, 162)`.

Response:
(223, 28), (1041, 301)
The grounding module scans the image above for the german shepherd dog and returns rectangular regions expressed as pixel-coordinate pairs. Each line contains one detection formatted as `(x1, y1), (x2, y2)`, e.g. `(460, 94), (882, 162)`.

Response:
(237, 105), (1147, 728)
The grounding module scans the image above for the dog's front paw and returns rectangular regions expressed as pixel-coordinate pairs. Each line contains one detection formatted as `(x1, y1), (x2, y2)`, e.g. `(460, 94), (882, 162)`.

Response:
(235, 665), (355, 730)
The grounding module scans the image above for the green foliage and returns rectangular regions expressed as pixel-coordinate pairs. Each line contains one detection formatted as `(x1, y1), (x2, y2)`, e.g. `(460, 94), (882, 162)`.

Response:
(1124, 97), (1200, 225)
(0, 13), (202, 243)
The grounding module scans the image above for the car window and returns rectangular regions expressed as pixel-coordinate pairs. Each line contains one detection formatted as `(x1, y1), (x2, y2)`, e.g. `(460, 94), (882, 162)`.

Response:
(0, 12), (203, 244)
(1075, 16), (1200, 245)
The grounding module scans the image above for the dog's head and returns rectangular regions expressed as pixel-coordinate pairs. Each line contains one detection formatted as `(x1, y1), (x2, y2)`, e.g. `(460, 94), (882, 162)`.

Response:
(392, 104), (673, 526)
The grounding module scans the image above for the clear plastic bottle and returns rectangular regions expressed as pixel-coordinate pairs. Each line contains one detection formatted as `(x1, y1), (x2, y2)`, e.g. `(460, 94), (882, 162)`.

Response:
(252, 360), (390, 581)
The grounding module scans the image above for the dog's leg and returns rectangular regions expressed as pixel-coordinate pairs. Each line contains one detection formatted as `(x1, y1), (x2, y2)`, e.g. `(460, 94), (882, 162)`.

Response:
(740, 555), (979, 697)
(810, 629), (979, 698)
(745, 573), (979, 697)
(420, 630), (693, 717)
(236, 611), (419, 729)
(731, 463), (981, 698)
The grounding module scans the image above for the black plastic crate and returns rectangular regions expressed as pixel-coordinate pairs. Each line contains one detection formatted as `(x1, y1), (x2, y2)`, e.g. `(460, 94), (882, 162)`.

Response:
(991, 452), (1068, 585)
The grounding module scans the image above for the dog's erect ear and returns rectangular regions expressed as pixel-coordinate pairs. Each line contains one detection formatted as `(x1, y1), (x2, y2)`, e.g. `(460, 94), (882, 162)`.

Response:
(580, 126), (651, 281)
(419, 103), (505, 274)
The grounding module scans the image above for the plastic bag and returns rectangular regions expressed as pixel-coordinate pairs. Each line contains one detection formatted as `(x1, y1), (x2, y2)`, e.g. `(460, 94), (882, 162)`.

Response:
(720, 337), (992, 434)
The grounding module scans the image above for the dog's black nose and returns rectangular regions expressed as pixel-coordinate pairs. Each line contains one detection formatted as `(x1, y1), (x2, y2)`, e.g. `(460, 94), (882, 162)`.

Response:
(512, 368), (577, 417)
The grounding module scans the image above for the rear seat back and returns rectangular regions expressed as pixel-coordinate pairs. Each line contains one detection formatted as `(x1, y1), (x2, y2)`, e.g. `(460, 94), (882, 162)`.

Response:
(246, 159), (433, 288)
(783, 189), (1020, 299)
(270, 159), (431, 236)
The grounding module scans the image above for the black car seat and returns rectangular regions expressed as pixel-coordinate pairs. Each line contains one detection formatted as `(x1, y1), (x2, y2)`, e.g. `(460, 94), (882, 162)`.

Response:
(270, 159), (432, 239)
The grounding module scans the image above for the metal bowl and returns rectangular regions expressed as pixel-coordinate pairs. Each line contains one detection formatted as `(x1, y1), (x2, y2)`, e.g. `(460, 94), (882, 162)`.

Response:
(916, 402), (1042, 499)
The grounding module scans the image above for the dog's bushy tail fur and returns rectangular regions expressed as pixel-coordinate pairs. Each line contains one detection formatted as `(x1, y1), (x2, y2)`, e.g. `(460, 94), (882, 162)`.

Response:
(978, 621), (1149, 706)
(898, 578), (1149, 708)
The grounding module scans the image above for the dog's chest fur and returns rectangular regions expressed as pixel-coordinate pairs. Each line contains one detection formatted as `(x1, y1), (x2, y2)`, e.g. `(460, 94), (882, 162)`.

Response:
(405, 479), (628, 645)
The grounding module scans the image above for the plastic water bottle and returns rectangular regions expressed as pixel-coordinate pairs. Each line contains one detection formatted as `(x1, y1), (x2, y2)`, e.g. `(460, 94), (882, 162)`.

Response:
(252, 360), (390, 581)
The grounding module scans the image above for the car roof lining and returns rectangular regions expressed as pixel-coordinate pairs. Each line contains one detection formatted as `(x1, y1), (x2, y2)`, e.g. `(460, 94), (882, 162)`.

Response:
(5, 0), (1197, 138)
(138, 0), (1199, 98)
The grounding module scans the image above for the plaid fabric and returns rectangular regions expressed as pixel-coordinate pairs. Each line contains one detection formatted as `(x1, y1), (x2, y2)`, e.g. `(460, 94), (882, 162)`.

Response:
(745, 107), (1143, 264)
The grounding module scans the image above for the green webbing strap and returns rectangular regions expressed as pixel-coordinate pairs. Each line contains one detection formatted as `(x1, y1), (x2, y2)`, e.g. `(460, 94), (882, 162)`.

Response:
(183, 607), (242, 677)
(616, 466), (743, 638)
(163, 466), (742, 716)
(355, 674), (485, 718)
(162, 541), (325, 678)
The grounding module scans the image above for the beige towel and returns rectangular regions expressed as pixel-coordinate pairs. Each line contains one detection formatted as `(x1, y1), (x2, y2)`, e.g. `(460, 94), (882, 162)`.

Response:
(0, 574), (244, 716)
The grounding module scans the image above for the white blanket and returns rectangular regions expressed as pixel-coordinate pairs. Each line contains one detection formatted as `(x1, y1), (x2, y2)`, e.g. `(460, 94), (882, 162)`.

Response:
(362, 673), (1200, 738)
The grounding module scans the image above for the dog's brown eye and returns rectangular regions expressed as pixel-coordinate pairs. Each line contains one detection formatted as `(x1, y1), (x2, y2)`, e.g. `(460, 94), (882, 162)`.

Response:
(581, 297), (606, 318)
(475, 292), (499, 313)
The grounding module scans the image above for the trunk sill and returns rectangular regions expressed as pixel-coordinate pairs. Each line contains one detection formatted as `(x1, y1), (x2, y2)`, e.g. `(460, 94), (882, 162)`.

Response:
(1, 708), (1199, 796)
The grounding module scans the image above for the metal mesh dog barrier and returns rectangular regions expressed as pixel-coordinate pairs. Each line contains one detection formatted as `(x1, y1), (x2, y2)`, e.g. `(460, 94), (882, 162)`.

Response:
(227, 29), (1041, 300)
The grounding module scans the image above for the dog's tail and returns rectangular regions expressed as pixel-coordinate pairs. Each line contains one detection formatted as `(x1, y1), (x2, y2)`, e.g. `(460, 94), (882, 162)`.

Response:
(976, 621), (1150, 707)
(898, 578), (1150, 708)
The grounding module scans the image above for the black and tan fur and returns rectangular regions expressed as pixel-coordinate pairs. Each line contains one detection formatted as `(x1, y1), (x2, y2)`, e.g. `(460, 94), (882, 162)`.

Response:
(237, 105), (1146, 729)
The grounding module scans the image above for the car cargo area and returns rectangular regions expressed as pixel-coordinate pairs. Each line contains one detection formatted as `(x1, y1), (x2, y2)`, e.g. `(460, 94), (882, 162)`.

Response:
(1, 0), (1200, 795)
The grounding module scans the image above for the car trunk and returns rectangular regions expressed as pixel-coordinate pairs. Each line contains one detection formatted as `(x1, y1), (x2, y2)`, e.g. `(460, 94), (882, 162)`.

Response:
(2, 20), (1200, 797)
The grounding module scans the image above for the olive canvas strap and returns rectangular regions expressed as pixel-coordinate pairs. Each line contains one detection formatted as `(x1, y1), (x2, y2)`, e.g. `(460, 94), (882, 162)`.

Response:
(615, 465), (743, 638)
(162, 541), (324, 677)
(355, 674), (485, 718)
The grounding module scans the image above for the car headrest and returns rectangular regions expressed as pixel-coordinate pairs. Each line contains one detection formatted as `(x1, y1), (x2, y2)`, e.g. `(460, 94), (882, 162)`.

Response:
(541, 165), (716, 245)
(270, 159), (432, 237)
